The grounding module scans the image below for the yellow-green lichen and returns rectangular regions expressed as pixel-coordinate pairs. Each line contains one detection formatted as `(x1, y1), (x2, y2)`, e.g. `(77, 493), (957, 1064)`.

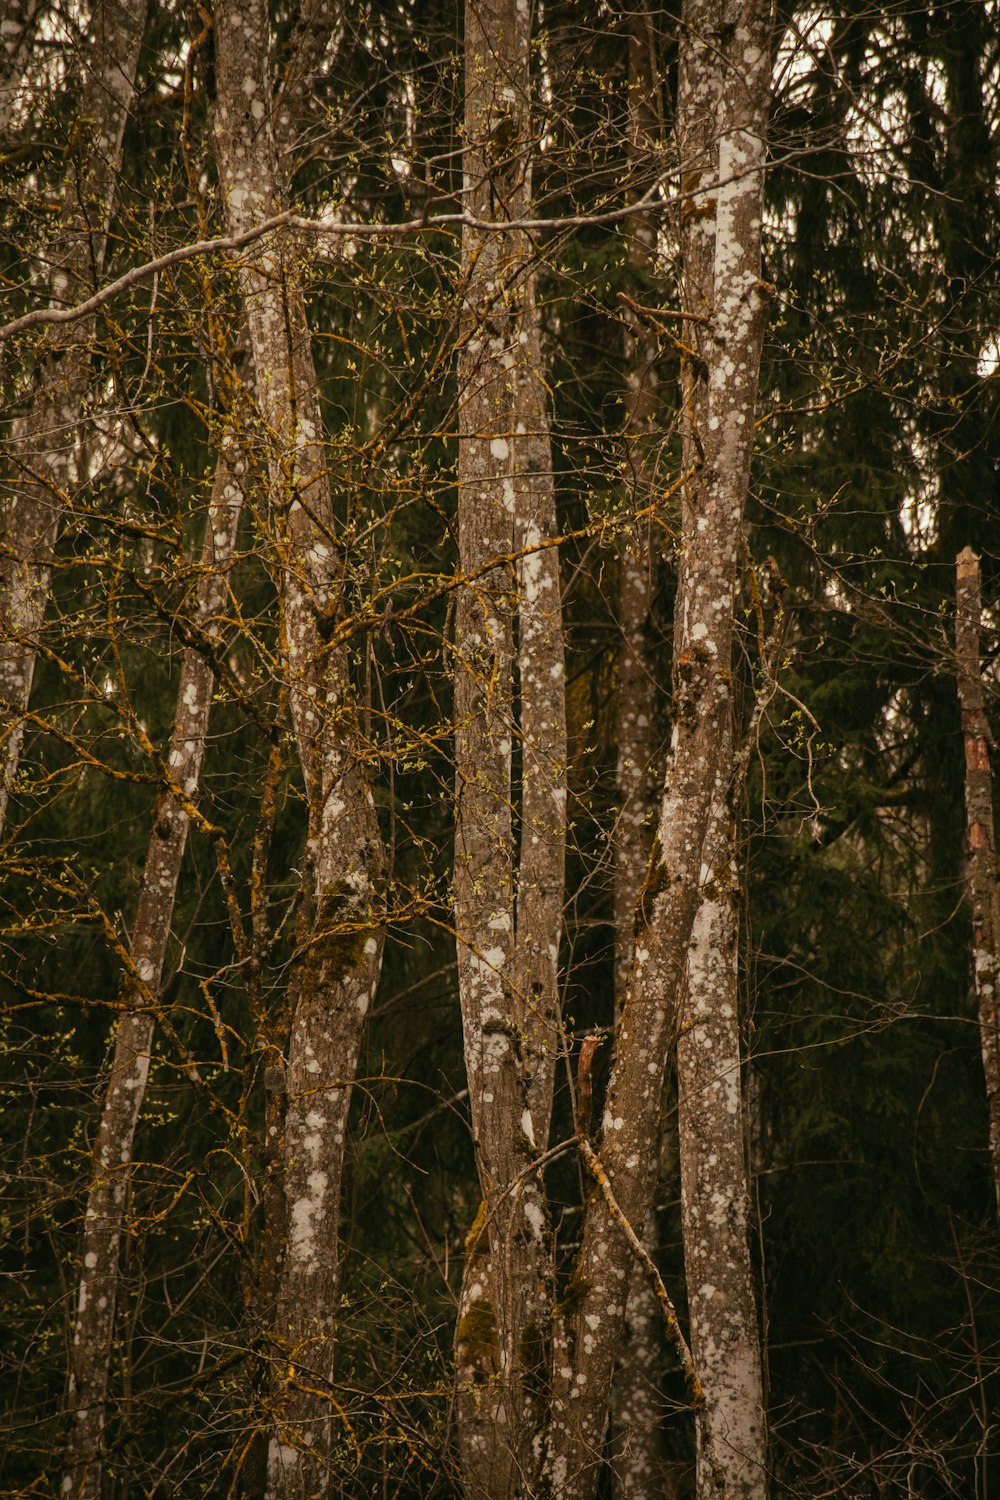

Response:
(463, 1199), (488, 1265)
(456, 1298), (497, 1367)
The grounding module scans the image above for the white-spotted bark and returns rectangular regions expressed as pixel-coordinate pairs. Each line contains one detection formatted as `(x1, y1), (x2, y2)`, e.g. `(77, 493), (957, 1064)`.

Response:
(678, 742), (767, 1500)
(62, 449), (245, 1500)
(213, 5), (386, 1494)
(513, 295), (566, 1159)
(452, 0), (564, 1492)
(0, 0), (146, 836)
(671, 4), (769, 1492)
(546, 6), (773, 1494)
(955, 546), (1000, 1213)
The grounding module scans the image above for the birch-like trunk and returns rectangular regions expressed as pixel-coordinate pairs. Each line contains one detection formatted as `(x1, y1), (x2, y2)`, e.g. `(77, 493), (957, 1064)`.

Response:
(0, 0), (146, 837)
(609, 12), (672, 1493)
(677, 743), (767, 1500)
(62, 451), (245, 1500)
(453, 1), (563, 1492)
(546, 7), (772, 1494)
(670, 7), (768, 1490)
(955, 547), (1000, 1213)
(213, 7), (385, 1494)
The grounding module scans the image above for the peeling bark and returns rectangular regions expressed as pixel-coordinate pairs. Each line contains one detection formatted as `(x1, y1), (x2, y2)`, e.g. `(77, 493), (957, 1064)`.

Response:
(955, 546), (1000, 1214)
(452, 0), (563, 1492)
(0, 0), (146, 838)
(62, 451), (245, 1500)
(212, 5), (385, 1493)
(546, 6), (773, 1494)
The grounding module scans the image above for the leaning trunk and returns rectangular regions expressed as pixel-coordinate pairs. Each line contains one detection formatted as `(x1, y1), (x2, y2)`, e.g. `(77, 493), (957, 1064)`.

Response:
(62, 450), (245, 1500)
(546, 6), (773, 1494)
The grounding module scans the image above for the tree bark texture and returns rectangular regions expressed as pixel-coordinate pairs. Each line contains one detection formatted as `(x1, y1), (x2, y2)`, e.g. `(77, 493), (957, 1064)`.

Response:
(0, 0), (146, 837)
(546, 6), (772, 1494)
(955, 546), (1000, 1214)
(62, 450), (245, 1500)
(677, 741), (767, 1500)
(213, 6), (386, 1495)
(610, 13), (673, 1495)
(513, 294), (566, 1162)
(453, 0), (564, 1492)
(671, 7), (769, 1491)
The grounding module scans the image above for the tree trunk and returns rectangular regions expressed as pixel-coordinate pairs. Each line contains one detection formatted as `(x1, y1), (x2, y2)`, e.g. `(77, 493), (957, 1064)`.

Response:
(212, 6), (386, 1494)
(609, 11), (673, 1494)
(452, 0), (563, 1492)
(677, 739), (767, 1500)
(62, 448), (245, 1500)
(513, 294), (566, 1160)
(0, 0), (146, 837)
(955, 546), (1000, 1213)
(669, 10), (769, 1488)
(547, 6), (773, 1494)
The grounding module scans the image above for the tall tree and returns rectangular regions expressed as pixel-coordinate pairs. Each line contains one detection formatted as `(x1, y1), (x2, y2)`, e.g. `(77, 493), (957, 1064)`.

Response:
(213, 5), (386, 1493)
(677, 755), (767, 1500)
(956, 546), (1000, 1213)
(0, 0), (146, 836)
(452, 0), (565, 1489)
(547, 4), (773, 1493)
(671, 3), (768, 1493)
(609, 9), (673, 1493)
(62, 430), (246, 1500)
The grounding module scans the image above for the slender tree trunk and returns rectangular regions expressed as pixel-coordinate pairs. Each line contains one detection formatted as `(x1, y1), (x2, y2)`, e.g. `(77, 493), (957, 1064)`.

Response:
(213, 7), (386, 1494)
(610, 12), (673, 1494)
(669, 11), (768, 1488)
(62, 450), (245, 1500)
(0, 0), (146, 837)
(677, 737), (767, 1500)
(546, 7), (773, 1494)
(955, 546), (1000, 1213)
(453, 2), (563, 1493)
(513, 295), (566, 1159)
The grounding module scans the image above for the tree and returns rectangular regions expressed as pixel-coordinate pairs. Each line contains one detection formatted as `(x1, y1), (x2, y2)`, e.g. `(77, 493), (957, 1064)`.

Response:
(2, 2), (999, 1498)
(956, 546), (1000, 1213)
(212, 2), (386, 1492)
(608, 10), (672, 1494)
(451, 0), (563, 1487)
(0, 0), (146, 834)
(543, 7), (773, 1494)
